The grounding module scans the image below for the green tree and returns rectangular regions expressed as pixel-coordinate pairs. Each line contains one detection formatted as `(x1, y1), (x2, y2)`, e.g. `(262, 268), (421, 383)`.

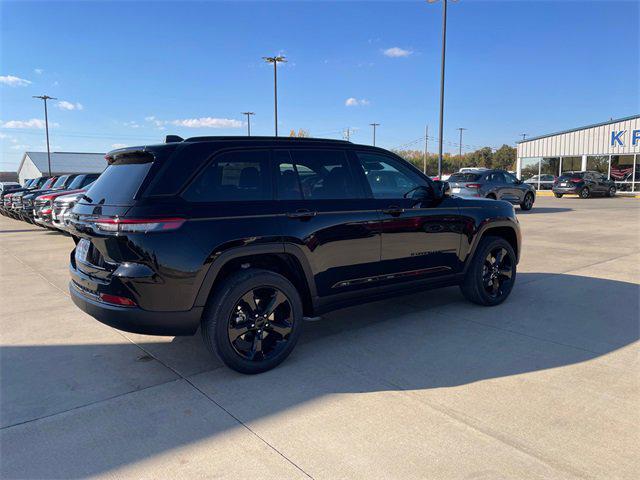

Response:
(492, 144), (517, 171)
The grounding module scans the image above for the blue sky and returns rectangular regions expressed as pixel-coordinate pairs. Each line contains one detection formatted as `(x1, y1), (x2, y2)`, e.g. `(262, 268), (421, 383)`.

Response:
(1, 0), (638, 170)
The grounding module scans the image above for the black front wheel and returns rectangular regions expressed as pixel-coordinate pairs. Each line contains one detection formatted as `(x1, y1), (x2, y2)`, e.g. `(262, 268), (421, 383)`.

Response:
(520, 192), (534, 211)
(607, 186), (616, 197)
(554, 193), (563, 198)
(460, 236), (516, 306)
(201, 269), (303, 374)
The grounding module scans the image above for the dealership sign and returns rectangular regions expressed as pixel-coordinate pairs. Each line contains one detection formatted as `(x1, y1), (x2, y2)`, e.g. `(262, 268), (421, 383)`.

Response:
(611, 130), (640, 146)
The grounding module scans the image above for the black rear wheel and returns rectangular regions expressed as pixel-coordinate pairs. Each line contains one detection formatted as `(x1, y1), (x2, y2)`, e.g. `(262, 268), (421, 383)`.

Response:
(607, 186), (616, 197)
(460, 236), (516, 306)
(201, 269), (303, 374)
(580, 187), (590, 199)
(554, 193), (563, 198)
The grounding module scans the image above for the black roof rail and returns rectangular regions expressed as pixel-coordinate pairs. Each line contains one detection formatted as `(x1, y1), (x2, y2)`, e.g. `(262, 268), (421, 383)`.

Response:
(183, 135), (351, 144)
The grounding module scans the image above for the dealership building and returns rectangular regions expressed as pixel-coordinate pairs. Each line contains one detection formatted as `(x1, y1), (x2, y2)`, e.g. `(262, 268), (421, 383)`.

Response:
(516, 115), (639, 192)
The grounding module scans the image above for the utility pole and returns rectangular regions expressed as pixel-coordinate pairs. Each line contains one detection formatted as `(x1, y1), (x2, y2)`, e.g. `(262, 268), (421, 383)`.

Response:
(428, 0), (456, 178)
(263, 56), (286, 136)
(33, 95), (57, 176)
(370, 123), (380, 146)
(241, 112), (254, 136)
(457, 127), (467, 157)
(423, 125), (429, 174)
(343, 127), (350, 141)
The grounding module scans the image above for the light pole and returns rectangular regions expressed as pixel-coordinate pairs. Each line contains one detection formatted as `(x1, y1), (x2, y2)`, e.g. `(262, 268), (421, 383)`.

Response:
(521, 133), (527, 141)
(242, 112), (254, 136)
(423, 125), (429, 174)
(370, 123), (380, 146)
(33, 95), (57, 176)
(263, 55), (286, 136)
(428, 0), (457, 178)
(457, 127), (466, 157)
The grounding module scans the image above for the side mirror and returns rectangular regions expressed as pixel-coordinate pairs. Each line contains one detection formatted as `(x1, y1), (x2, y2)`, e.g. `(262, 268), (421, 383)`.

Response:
(433, 180), (449, 200)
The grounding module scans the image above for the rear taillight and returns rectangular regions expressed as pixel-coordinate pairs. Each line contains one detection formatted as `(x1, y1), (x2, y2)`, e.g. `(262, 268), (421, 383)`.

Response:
(570, 178), (583, 183)
(466, 183), (482, 189)
(99, 293), (137, 307)
(92, 217), (185, 234)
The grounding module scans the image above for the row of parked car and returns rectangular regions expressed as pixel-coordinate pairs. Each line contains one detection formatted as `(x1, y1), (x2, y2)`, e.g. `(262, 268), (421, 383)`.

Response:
(0, 173), (100, 232)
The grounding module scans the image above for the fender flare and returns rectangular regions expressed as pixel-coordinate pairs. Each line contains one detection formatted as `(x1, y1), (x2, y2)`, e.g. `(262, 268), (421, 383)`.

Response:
(194, 242), (318, 308)
(461, 219), (521, 273)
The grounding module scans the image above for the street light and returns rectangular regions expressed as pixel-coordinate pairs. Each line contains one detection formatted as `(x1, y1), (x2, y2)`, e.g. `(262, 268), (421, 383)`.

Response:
(428, 0), (457, 178)
(33, 95), (57, 176)
(263, 55), (286, 136)
(457, 127), (467, 157)
(241, 112), (255, 136)
(370, 123), (380, 146)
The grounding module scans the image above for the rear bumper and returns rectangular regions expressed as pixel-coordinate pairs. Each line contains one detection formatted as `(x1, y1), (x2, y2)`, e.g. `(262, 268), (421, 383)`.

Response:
(552, 186), (580, 194)
(70, 281), (202, 336)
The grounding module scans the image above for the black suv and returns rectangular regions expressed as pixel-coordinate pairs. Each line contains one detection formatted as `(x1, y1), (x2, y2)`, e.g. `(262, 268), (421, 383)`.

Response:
(68, 137), (521, 373)
(553, 171), (616, 198)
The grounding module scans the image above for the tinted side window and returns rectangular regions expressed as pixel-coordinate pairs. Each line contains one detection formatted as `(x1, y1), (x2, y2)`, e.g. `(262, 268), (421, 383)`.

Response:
(356, 152), (425, 199)
(183, 150), (271, 202)
(488, 172), (506, 183)
(504, 173), (518, 184)
(276, 149), (359, 200)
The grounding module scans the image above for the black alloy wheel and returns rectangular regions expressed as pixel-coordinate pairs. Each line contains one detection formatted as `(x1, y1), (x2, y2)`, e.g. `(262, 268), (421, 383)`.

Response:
(228, 287), (294, 362)
(201, 268), (303, 374)
(481, 247), (514, 299)
(521, 193), (534, 211)
(607, 186), (616, 197)
(580, 187), (590, 199)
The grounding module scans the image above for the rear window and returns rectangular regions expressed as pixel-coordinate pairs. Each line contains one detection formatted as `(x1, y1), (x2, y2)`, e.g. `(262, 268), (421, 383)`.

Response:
(559, 172), (584, 180)
(448, 173), (481, 182)
(82, 163), (152, 205)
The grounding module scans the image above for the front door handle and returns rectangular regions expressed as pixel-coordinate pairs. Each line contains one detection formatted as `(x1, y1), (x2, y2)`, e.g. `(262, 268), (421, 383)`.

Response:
(286, 209), (318, 219)
(382, 205), (404, 216)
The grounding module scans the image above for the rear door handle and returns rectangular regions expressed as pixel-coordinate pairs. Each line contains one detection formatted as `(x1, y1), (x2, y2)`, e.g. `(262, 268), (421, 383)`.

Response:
(286, 209), (317, 219)
(382, 205), (404, 216)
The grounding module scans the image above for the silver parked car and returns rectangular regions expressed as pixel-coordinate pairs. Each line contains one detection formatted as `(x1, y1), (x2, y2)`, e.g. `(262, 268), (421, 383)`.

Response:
(448, 169), (536, 210)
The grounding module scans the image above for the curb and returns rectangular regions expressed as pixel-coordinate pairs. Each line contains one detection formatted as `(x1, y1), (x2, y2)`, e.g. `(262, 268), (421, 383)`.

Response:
(535, 190), (640, 198)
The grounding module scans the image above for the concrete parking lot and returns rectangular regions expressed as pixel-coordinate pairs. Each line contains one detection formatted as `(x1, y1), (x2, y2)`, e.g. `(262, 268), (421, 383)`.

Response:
(1, 196), (638, 479)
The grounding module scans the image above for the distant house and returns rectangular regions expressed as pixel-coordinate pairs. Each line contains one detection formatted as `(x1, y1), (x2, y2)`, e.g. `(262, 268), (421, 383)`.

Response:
(17, 151), (106, 184)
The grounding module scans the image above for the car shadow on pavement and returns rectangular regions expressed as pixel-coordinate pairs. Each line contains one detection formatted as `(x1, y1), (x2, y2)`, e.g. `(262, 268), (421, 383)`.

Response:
(1, 272), (638, 478)
(517, 207), (573, 214)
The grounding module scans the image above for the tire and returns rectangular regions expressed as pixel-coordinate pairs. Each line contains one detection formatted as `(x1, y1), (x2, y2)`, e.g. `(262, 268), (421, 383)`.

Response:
(607, 186), (616, 197)
(520, 192), (534, 211)
(486, 194), (497, 200)
(554, 193), (563, 198)
(201, 268), (304, 374)
(460, 236), (517, 306)
(580, 187), (590, 199)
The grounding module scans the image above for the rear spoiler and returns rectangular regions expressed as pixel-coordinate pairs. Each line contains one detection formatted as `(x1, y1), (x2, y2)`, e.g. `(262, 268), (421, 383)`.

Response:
(104, 148), (154, 165)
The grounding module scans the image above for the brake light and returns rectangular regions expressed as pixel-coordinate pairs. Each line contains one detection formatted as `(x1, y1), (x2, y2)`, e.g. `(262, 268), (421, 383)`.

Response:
(466, 183), (482, 189)
(99, 293), (137, 307)
(92, 217), (186, 233)
(570, 178), (583, 183)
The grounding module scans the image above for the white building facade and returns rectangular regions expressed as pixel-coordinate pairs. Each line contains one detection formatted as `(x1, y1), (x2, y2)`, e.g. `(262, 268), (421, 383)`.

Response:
(516, 115), (639, 192)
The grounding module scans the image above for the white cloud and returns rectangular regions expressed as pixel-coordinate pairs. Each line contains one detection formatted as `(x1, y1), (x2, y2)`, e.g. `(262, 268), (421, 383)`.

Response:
(0, 118), (59, 129)
(123, 121), (140, 128)
(0, 75), (32, 87)
(345, 97), (370, 107)
(11, 144), (30, 150)
(57, 100), (83, 111)
(34, 68), (43, 75)
(111, 143), (127, 149)
(382, 47), (413, 58)
(170, 117), (243, 128)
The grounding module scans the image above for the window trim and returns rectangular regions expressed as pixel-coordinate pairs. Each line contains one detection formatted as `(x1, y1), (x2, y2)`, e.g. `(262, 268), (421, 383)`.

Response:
(180, 148), (274, 204)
